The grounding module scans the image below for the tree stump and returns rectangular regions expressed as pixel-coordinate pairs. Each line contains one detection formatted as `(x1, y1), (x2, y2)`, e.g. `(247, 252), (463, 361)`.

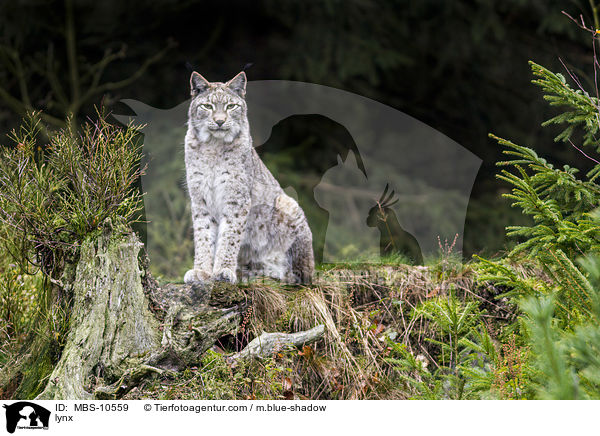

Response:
(36, 223), (247, 400)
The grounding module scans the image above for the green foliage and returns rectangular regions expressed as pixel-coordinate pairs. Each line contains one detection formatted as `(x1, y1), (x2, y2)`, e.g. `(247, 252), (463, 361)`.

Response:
(491, 62), (600, 265)
(149, 350), (238, 400)
(484, 61), (600, 323)
(531, 61), (600, 151)
(0, 264), (43, 342)
(519, 254), (600, 399)
(494, 135), (600, 259)
(474, 255), (549, 300)
(0, 113), (143, 276)
(458, 325), (498, 394)
(387, 55), (600, 400)
(478, 58), (600, 399)
(414, 291), (479, 370)
(384, 340), (443, 399)
(385, 291), (501, 400)
(0, 113), (143, 398)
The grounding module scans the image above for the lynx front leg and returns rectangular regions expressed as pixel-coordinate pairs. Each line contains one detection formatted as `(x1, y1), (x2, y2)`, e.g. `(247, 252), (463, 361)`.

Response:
(184, 200), (217, 284)
(212, 199), (250, 283)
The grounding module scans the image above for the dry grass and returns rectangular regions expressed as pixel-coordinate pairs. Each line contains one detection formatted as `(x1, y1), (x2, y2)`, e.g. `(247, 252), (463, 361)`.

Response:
(220, 260), (492, 400)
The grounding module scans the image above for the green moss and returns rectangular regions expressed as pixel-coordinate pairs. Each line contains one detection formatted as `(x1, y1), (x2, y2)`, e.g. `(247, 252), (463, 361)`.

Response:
(15, 354), (54, 399)
(11, 326), (63, 399)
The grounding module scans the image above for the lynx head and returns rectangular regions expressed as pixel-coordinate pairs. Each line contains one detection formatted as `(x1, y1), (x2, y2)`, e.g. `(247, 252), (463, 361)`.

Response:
(188, 71), (248, 143)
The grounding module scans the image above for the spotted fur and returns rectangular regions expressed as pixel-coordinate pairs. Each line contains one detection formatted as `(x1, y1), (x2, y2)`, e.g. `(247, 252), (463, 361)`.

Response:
(183, 71), (314, 285)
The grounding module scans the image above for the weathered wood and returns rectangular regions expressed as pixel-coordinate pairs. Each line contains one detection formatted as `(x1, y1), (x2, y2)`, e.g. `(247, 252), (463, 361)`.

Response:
(94, 364), (171, 399)
(35, 223), (247, 400)
(36, 226), (160, 400)
(230, 324), (325, 362)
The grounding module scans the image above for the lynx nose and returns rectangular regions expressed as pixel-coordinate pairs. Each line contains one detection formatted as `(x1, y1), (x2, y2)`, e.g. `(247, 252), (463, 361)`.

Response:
(215, 118), (225, 127)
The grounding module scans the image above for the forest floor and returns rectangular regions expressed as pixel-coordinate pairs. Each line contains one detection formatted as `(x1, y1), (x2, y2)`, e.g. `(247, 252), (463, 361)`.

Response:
(117, 257), (516, 400)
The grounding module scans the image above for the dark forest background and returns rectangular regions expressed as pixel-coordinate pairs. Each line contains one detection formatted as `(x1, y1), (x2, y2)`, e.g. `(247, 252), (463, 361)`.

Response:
(0, 0), (596, 258)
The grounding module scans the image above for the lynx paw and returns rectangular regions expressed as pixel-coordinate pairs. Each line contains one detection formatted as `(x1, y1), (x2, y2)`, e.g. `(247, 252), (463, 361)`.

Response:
(184, 269), (211, 285)
(212, 267), (237, 283)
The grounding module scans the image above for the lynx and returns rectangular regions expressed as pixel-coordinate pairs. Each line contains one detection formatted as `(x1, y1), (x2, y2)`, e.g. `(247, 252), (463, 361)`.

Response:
(183, 71), (314, 285)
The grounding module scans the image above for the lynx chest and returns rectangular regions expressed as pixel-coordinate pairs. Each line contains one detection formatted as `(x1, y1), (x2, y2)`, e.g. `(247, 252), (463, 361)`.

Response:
(185, 142), (252, 216)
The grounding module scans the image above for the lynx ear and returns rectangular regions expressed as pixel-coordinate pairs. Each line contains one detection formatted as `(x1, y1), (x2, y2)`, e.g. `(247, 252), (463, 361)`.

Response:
(226, 71), (247, 98)
(190, 72), (210, 95)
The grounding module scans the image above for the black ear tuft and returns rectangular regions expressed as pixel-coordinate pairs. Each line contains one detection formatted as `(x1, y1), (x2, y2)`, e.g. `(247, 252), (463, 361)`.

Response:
(226, 71), (247, 98)
(190, 72), (210, 96)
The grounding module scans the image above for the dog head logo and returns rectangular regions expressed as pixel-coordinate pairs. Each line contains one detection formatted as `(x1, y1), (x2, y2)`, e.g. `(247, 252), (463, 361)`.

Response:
(3, 402), (50, 433)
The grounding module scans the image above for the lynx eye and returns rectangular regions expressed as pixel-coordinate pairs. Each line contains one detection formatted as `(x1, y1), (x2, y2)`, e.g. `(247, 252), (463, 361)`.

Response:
(226, 104), (238, 110)
(200, 103), (213, 110)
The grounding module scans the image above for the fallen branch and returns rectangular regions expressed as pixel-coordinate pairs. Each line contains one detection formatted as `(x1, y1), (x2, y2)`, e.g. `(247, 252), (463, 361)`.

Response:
(230, 324), (325, 363)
